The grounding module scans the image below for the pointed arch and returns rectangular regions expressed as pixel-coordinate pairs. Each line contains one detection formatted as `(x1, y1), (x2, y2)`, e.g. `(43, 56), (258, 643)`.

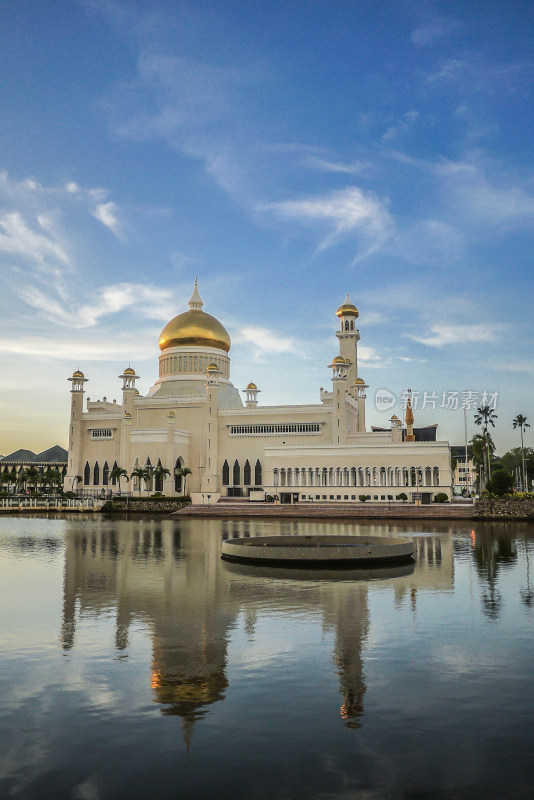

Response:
(222, 460), (230, 486)
(103, 462), (109, 486)
(233, 459), (240, 486)
(93, 461), (100, 486)
(254, 459), (262, 486)
(84, 461), (90, 486)
(243, 459), (251, 486)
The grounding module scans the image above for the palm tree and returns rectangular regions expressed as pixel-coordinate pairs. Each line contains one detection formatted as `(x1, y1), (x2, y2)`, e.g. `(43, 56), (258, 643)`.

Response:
(474, 405), (498, 482)
(110, 465), (129, 495)
(43, 468), (62, 497)
(513, 414), (530, 491)
(21, 466), (40, 494)
(471, 433), (496, 492)
(177, 466), (192, 496)
(153, 464), (171, 493)
(130, 466), (149, 496)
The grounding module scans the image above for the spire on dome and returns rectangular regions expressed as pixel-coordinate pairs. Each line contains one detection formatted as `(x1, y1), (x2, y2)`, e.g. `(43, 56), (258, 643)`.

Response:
(188, 277), (203, 311)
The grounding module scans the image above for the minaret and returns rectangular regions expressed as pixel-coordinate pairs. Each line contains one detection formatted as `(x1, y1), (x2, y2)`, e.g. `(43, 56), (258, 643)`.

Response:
(336, 294), (360, 389)
(65, 369), (87, 491)
(328, 356), (349, 444)
(405, 389), (415, 442)
(119, 367), (139, 472)
(188, 276), (203, 310)
(201, 363), (221, 497)
(243, 382), (260, 408)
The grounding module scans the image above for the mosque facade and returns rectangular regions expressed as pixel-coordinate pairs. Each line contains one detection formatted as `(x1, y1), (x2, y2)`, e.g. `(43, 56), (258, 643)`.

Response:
(65, 280), (452, 503)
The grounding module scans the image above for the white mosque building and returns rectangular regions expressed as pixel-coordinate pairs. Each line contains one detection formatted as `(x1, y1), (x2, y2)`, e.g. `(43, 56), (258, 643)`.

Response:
(65, 280), (452, 504)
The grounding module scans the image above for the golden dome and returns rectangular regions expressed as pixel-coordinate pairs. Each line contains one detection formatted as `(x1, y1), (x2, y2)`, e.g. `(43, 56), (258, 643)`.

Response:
(332, 356), (346, 364)
(159, 280), (231, 353)
(72, 369), (84, 378)
(123, 367), (136, 375)
(353, 377), (365, 384)
(336, 293), (359, 318)
(206, 362), (221, 371)
(246, 382), (258, 390)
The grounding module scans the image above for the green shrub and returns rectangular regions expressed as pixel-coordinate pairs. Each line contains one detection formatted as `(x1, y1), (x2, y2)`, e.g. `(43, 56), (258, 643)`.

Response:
(151, 492), (164, 498)
(486, 469), (514, 496)
(397, 492), (408, 502)
(433, 492), (449, 503)
(359, 495), (368, 503)
(265, 495), (274, 502)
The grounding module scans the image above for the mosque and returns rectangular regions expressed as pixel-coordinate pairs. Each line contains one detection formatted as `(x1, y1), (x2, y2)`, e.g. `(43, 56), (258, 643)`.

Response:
(65, 280), (452, 503)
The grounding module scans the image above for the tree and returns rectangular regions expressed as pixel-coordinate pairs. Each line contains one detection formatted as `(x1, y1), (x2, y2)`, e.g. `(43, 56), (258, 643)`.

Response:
(153, 465), (171, 493)
(513, 414), (530, 491)
(397, 492), (408, 502)
(131, 466), (149, 496)
(470, 433), (495, 492)
(20, 466), (40, 494)
(1, 472), (14, 494)
(110, 465), (129, 495)
(176, 466), (192, 496)
(501, 447), (534, 489)
(42, 468), (62, 496)
(486, 468), (514, 496)
(474, 405), (498, 482)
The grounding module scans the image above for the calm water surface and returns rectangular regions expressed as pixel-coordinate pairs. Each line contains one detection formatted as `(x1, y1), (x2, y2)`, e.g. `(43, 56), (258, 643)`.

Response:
(1, 514), (533, 799)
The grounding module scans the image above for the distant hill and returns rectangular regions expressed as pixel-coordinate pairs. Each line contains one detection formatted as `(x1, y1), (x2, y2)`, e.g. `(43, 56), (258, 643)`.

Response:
(1, 446), (67, 463)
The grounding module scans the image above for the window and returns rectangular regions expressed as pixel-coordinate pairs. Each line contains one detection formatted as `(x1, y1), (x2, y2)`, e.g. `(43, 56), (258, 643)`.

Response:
(255, 459), (262, 486)
(222, 460), (229, 486)
(103, 462), (109, 486)
(84, 461), (90, 485)
(93, 462), (100, 485)
(233, 460), (240, 486)
(90, 429), (113, 440)
(229, 423), (321, 436)
(243, 460), (251, 486)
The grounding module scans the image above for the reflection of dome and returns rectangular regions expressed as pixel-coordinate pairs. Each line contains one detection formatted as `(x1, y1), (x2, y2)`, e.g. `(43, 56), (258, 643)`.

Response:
(159, 279), (231, 353)
(336, 294), (359, 318)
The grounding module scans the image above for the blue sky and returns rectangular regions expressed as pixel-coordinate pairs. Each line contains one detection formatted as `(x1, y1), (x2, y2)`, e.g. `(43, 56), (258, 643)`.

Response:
(0, 0), (532, 455)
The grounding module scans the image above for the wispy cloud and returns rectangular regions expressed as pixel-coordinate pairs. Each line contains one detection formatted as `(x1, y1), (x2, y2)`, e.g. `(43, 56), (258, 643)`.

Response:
(411, 17), (462, 46)
(0, 211), (70, 266)
(91, 201), (121, 235)
(408, 323), (502, 348)
(233, 326), (299, 358)
(383, 111), (419, 143)
(261, 186), (393, 258)
(303, 156), (371, 176)
(18, 282), (174, 329)
(0, 333), (157, 361)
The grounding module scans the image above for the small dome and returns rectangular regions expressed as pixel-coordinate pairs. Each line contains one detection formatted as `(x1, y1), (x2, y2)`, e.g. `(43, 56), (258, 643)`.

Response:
(206, 363), (220, 372)
(134, 389), (140, 395)
(332, 356), (346, 364)
(123, 367), (136, 375)
(353, 378), (365, 384)
(246, 382), (258, 390)
(72, 369), (84, 378)
(391, 414), (399, 420)
(124, 412), (132, 418)
(336, 293), (359, 318)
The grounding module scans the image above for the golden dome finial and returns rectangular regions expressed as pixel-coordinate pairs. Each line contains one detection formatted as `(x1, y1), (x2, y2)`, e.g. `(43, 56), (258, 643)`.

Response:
(159, 280), (231, 353)
(336, 294), (359, 318)
(188, 277), (203, 311)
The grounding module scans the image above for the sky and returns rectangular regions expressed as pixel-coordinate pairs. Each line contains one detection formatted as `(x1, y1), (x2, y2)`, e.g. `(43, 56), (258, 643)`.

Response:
(0, 0), (533, 456)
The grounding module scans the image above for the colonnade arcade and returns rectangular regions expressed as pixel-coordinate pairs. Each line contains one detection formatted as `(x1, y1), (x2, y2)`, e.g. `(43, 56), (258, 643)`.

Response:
(274, 465), (441, 488)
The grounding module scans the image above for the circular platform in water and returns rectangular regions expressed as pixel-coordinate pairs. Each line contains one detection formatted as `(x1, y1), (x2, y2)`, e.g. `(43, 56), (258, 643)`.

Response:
(221, 534), (415, 566)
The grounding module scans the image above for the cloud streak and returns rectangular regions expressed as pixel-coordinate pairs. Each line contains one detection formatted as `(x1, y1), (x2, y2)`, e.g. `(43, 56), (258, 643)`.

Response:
(261, 186), (392, 257)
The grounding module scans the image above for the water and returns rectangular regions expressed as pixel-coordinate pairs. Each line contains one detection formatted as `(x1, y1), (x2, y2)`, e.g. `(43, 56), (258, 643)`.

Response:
(1, 515), (533, 799)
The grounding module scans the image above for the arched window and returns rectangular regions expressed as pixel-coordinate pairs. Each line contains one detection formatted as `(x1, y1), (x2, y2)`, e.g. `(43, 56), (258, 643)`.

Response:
(233, 460), (240, 486)
(189, 356), (193, 371)
(222, 460), (229, 486)
(255, 459), (262, 486)
(84, 461), (90, 485)
(179, 356), (182, 372)
(93, 462), (100, 485)
(194, 356), (198, 372)
(350, 320), (354, 330)
(111, 461), (118, 486)
(243, 459), (251, 485)
(103, 462), (109, 486)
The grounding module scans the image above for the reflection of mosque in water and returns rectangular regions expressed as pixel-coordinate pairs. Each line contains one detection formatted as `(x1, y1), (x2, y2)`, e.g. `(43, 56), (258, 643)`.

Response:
(60, 517), (454, 739)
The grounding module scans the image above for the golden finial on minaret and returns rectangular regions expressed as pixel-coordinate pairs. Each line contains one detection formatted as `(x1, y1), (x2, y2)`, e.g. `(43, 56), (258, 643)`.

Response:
(405, 388), (415, 442)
